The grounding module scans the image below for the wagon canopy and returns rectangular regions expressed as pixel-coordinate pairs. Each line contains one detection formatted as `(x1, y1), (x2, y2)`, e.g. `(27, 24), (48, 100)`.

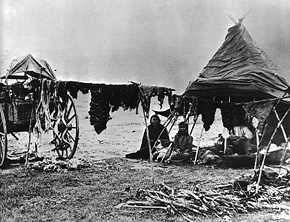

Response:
(6, 54), (56, 80)
(184, 23), (290, 100)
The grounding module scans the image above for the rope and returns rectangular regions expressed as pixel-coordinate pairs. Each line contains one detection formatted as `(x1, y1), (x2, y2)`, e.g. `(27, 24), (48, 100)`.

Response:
(234, 95), (290, 106)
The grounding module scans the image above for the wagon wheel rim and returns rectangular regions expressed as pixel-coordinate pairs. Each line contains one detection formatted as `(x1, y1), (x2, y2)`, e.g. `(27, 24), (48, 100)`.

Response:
(0, 106), (8, 168)
(51, 95), (79, 159)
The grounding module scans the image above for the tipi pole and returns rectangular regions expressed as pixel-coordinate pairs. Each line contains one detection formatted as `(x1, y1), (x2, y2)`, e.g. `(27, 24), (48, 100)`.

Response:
(152, 113), (174, 149)
(161, 112), (174, 127)
(137, 85), (153, 163)
(223, 135), (227, 154)
(273, 109), (288, 142)
(254, 129), (260, 171)
(222, 128), (229, 154)
(25, 109), (34, 167)
(194, 127), (204, 165)
(273, 108), (289, 168)
(168, 115), (178, 134)
(255, 107), (290, 194)
(280, 139), (289, 168)
(164, 113), (174, 126)
(141, 107), (153, 163)
(160, 143), (173, 163)
(185, 103), (193, 123)
(189, 115), (198, 136)
(258, 94), (286, 145)
(141, 105), (155, 184)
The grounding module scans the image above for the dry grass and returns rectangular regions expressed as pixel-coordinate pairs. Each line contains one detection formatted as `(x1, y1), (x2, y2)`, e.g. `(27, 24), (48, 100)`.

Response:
(0, 158), (286, 222)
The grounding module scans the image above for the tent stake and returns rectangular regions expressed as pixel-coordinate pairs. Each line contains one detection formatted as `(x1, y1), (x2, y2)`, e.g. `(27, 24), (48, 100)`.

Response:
(255, 107), (290, 194)
(194, 127), (204, 165)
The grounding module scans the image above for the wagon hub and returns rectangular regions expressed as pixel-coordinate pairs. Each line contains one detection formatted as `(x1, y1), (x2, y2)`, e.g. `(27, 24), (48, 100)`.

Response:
(57, 121), (67, 133)
(56, 140), (70, 151)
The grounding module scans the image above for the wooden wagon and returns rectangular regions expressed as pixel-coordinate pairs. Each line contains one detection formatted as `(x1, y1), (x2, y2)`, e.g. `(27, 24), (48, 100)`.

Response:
(0, 55), (79, 168)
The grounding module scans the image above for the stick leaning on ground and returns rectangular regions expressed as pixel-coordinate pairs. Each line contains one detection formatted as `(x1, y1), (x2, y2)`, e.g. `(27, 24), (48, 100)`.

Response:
(194, 127), (204, 165)
(255, 107), (290, 194)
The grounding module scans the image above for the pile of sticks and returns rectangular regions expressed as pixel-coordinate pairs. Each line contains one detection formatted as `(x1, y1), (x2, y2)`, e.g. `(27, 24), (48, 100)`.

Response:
(219, 168), (290, 203)
(118, 183), (258, 221)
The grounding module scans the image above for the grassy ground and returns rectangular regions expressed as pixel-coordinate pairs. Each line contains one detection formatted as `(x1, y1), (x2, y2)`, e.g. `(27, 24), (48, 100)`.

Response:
(0, 158), (287, 222)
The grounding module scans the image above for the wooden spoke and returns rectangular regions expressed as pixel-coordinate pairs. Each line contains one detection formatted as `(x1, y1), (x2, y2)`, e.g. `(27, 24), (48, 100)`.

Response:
(67, 114), (76, 124)
(52, 130), (62, 141)
(51, 94), (79, 160)
(66, 103), (73, 118)
(0, 106), (7, 168)
(67, 131), (75, 142)
(56, 149), (61, 157)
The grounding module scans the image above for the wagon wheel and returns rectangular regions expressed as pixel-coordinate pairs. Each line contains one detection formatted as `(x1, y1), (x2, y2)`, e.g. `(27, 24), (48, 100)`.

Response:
(51, 95), (79, 160)
(0, 106), (8, 168)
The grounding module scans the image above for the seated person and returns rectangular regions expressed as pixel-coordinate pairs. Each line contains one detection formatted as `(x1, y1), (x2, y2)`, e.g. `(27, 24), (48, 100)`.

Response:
(233, 125), (253, 140)
(125, 115), (169, 160)
(167, 121), (193, 162)
(230, 125), (253, 155)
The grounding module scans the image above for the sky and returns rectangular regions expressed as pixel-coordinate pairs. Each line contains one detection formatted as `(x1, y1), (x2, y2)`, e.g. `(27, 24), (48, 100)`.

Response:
(1, 0), (290, 93)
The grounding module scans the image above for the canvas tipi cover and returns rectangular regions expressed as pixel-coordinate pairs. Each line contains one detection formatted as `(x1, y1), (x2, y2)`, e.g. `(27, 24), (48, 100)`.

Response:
(184, 23), (289, 99)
